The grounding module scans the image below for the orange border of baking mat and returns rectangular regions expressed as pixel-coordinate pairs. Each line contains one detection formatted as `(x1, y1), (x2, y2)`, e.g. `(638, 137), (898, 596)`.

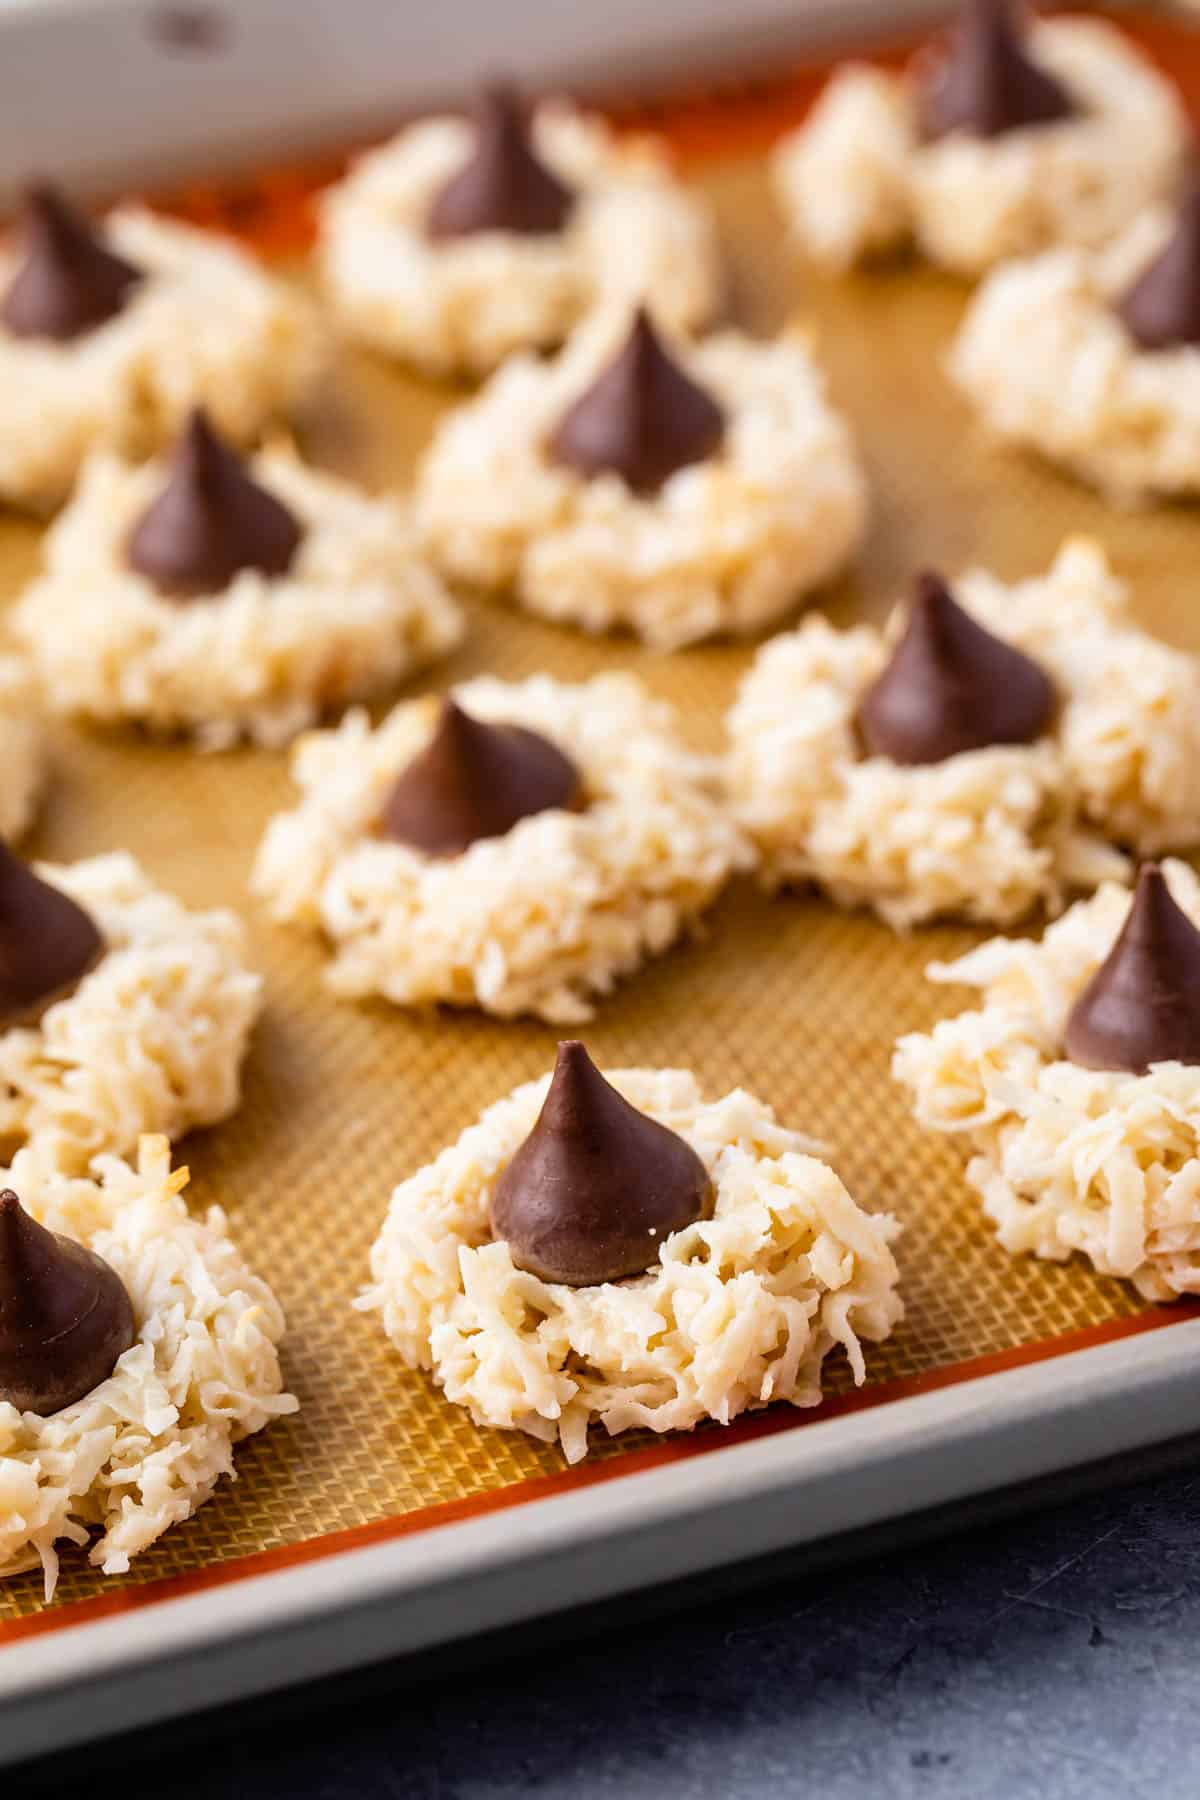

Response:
(5, 1302), (1198, 1647)
(6, 6), (1200, 1647)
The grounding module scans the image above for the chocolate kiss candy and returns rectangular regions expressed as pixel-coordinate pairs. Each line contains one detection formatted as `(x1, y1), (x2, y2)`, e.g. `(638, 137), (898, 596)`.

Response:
(1117, 186), (1200, 352)
(0, 841), (105, 1027)
(1, 183), (142, 342)
(127, 408), (303, 599)
(379, 698), (582, 857)
(917, 0), (1076, 142)
(490, 1041), (714, 1286)
(856, 570), (1057, 766)
(1064, 865), (1200, 1074)
(547, 306), (726, 495)
(0, 1189), (136, 1414)
(427, 83), (574, 239)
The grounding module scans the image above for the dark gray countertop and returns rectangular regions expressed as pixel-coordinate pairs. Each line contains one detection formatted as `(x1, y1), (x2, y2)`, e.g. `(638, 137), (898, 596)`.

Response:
(18, 1453), (1200, 1800)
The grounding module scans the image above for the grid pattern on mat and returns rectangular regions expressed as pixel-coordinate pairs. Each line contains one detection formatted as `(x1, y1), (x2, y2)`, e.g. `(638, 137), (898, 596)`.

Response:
(3, 19), (1200, 1621)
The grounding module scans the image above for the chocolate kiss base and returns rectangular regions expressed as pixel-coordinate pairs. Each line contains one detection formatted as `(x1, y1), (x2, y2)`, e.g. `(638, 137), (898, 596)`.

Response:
(127, 408), (303, 599)
(0, 841), (106, 1029)
(0, 1190), (136, 1416)
(547, 307), (726, 496)
(855, 570), (1057, 766)
(916, 0), (1077, 142)
(1118, 188), (1200, 352)
(1064, 864), (1200, 1074)
(490, 1040), (714, 1286)
(427, 84), (574, 240)
(379, 698), (583, 857)
(1, 183), (142, 343)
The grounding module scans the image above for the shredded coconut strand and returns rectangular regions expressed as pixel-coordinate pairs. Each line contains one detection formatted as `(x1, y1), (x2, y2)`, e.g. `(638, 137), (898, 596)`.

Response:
(0, 853), (260, 1173)
(771, 18), (1186, 275)
(319, 102), (720, 377)
(415, 311), (866, 649)
(0, 209), (321, 512)
(358, 1068), (902, 1463)
(253, 673), (751, 1022)
(894, 859), (1200, 1300)
(13, 446), (463, 749)
(952, 211), (1200, 502)
(727, 538), (1200, 928)
(0, 1136), (296, 1597)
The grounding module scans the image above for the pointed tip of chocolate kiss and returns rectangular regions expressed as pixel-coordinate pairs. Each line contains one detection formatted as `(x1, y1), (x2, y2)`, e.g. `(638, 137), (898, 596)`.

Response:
(547, 305), (726, 495)
(490, 1040), (713, 1286)
(855, 570), (1057, 766)
(1, 180), (142, 342)
(0, 1188), (24, 1243)
(379, 696), (583, 857)
(126, 406), (303, 599)
(1064, 864), (1200, 1074)
(0, 1186), (36, 1273)
(0, 839), (105, 1028)
(1117, 182), (1200, 352)
(916, 0), (1077, 143)
(426, 80), (574, 240)
(0, 1186), (135, 1415)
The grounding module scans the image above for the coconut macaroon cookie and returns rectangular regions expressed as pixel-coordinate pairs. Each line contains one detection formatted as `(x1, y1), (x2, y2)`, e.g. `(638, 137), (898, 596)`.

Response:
(319, 83), (720, 379)
(12, 409), (463, 750)
(359, 1043), (902, 1463)
(415, 304), (866, 649)
(0, 1135), (296, 1595)
(0, 845), (260, 1173)
(727, 540), (1200, 929)
(952, 187), (1200, 501)
(771, 2), (1186, 277)
(894, 862), (1200, 1301)
(254, 672), (748, 1021)
(0, 184), (320, 512)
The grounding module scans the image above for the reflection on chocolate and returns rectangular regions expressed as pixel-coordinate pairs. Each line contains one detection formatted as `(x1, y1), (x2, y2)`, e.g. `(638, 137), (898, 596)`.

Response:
(127, 408), (303, 599)
(1064, 865), (1200, 1074)
(0, 1189), (136, 1415)
(916, 0), (1076, 142)
(547, 306), (726, 494)
(856, 570), (1057, 766)
(379, 698), (582, 857)
(490, 1041), (713, 1286)
(1117, 186), (1200, 352)
(427, 84), (574, 240)
(1, 183), (142, 343)
(0, 841), (105, 1028)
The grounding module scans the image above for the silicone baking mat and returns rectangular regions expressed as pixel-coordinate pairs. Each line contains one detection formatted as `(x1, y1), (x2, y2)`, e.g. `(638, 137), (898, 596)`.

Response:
(2, 7), (1199, 1631)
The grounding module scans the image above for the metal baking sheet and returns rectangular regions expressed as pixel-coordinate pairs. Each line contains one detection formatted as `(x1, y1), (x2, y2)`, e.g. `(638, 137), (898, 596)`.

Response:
(0, 0), (950, 205)
(2, 0), (1200, 1765)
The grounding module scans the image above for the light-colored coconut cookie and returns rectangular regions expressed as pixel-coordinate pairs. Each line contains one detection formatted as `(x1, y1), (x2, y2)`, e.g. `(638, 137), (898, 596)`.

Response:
(13, 427), (463, 750)
(319, 90), (719, 379)
(894, 860), (1200, 1301)
(415, 307), (866, 649)
(0, 657), (46, 842)
(0, 851), (260, 1173)
(771, 15), (1185, 276)
(951, 205), (1200, 501)
(0, 1135), (296, 1596)
(727, 539), (1200, 929)
(0, 197), (321, 512)
(253, 672), (750, 1023)
(358, 1055), (902, 1464)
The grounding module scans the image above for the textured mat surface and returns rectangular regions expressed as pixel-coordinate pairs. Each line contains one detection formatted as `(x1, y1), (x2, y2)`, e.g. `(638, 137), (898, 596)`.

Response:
(5, 78), (1199, 1618)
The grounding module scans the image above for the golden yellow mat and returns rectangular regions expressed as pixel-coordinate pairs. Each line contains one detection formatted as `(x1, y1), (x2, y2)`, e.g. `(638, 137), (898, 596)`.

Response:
(5, 95), (1199, 1620)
